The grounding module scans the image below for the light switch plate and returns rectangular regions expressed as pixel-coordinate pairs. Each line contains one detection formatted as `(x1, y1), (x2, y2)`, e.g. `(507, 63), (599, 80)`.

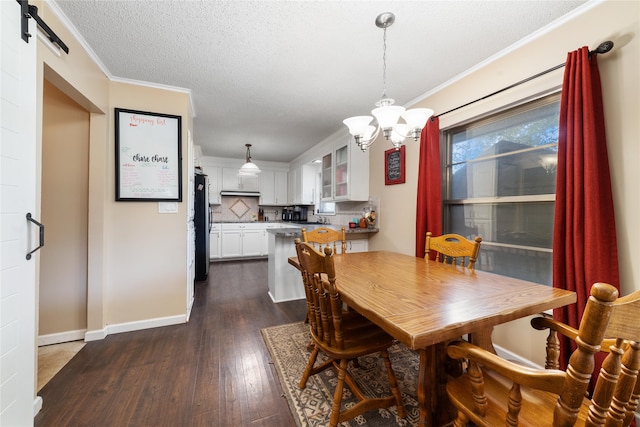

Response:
(158, 202), (178, 213)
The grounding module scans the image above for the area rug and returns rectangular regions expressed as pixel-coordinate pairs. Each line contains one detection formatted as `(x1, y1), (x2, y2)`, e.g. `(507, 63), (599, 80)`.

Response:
(261, 321), (420, 427)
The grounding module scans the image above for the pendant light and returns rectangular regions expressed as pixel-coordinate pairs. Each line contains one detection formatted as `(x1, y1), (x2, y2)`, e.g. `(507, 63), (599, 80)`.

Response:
(238, 144), (261, 176)
(343, 12), (433, 151)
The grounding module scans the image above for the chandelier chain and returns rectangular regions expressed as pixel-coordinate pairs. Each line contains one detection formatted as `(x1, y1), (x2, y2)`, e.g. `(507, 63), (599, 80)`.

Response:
(381, 26), (387, 99)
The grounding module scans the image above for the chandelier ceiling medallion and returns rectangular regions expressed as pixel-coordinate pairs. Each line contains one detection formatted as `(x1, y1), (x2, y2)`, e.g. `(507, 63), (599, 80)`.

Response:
(238, 143), (261, 176)
(343, 12), (433, 151)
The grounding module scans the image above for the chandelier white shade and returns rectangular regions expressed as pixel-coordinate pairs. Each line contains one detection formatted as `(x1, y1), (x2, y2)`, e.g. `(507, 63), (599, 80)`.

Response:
(238, 144), (261, 176)
(343, 12), (433, 151)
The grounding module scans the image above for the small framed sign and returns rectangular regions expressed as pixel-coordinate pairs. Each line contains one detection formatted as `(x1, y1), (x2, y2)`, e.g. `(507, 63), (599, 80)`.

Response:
(115, 108), (182, 201)
(385, 145), (406, 185)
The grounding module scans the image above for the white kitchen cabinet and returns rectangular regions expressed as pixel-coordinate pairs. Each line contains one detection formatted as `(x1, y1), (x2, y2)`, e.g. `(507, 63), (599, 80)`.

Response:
(321, 152), (332, 200)
(259, 170), (288, 206)
(208, 166), (222, 205)
(221, 227), (243, 258)
(347, 238), (368, 253)
(210, 224), (221, 259)
(241, 228), (264, 257)
(289, 164), (317, 205)
(274, 171), (288, 205)
(321, 142), (369, 201)
(259, 170), (275, 204)
(220, 223), (268, 258)
(222, 168), (258, 191)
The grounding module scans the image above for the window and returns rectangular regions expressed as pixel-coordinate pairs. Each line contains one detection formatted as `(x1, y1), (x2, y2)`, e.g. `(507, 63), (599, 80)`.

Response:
(443, 94), (560, 285)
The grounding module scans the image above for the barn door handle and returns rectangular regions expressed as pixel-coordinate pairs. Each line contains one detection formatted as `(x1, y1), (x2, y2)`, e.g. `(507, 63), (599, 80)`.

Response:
(26, 213), (44, 260)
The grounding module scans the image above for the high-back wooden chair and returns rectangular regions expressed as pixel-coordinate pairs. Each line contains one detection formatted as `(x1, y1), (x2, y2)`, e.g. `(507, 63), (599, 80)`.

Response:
(446, 282), (640, 426)
(294, 240), (405, 427)
(425, 231), (482, 269)
(302, 226), (347, 255)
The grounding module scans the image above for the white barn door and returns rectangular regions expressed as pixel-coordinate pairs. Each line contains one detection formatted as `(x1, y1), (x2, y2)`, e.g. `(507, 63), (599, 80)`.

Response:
(1, 1), (38, 424)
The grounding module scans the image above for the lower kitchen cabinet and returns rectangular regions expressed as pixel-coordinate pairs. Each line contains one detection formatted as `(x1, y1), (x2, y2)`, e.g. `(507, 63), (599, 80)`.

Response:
(210, 224), (221, 259)
(241, 228), (264, 257)
(220, 223), (269, 259)
(347, 238), (368, 253)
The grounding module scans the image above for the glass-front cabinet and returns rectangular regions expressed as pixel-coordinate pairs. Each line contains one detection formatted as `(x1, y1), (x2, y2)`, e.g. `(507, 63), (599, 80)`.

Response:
(334, 145), (348, 198)
(321, 141), (369, 201)
(321, 152), (332, 199)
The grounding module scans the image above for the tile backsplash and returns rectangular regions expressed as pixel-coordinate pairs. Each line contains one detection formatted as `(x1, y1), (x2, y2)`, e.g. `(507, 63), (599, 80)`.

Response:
(211, 197), (379, 228)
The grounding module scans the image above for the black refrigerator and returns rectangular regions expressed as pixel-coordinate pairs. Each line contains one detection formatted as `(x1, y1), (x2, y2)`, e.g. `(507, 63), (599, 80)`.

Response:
(194, 170), (210, 281)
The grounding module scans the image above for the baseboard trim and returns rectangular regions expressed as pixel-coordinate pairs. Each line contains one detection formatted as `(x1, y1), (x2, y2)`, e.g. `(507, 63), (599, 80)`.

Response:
(84, 314), (186, 342)
(33, 396), (43, 417)
(493, 343), (543, 369)
(38, 329), (87, 346)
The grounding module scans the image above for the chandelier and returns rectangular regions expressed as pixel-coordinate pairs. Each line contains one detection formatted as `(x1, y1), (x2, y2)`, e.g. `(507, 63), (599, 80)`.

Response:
(343, 12), (433, 151)
(238, 144), (261, 176)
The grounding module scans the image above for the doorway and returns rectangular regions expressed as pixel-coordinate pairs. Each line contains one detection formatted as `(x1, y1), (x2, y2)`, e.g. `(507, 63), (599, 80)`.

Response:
(39, 80), (89, 353)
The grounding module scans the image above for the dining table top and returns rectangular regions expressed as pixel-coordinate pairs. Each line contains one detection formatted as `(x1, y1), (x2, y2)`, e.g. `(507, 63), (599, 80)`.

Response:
(288, 250), (576, 350)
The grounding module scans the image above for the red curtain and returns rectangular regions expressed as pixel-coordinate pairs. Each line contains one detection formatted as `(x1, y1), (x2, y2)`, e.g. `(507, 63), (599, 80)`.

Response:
(552, 47), (620, 386)
(415, 116), (442, 258)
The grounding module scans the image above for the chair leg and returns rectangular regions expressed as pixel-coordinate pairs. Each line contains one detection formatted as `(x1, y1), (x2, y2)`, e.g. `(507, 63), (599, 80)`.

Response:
(453, 411), (468, 427)
(381, 349), (406, 418)
(299, 346), (319, 389)
(329, 359), (349, 427)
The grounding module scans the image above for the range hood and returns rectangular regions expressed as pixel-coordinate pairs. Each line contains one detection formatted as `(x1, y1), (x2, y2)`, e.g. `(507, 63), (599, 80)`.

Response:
(220, 190), (261, 197)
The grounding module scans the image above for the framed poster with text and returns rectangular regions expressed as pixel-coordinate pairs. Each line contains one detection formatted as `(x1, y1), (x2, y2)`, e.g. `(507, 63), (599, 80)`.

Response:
(384, 145), (405, 185)
(115, 108), (182, 201)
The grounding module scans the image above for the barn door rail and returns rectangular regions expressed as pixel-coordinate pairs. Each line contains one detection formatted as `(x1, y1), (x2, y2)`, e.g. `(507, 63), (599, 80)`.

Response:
(16, 0), (69, 54)
(26, 213), (45, 260)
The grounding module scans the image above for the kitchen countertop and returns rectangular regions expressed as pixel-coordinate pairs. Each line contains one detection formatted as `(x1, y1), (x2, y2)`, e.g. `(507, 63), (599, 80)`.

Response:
(266, 224), (378, 237)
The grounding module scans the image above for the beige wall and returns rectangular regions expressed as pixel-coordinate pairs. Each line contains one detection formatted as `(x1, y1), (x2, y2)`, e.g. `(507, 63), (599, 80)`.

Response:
(40, 80), (89, 335)
(36, 2), (193, 339)
(367, 0), (639, 365)
(105, 81), (191, 324)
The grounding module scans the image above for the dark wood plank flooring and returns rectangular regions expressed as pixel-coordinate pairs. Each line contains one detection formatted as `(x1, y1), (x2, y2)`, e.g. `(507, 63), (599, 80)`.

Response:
(35, 259), (307, 426)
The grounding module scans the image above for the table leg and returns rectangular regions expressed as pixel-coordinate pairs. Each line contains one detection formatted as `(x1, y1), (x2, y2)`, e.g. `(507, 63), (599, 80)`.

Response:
(417, 348), (433, 427)
(469, 326), (496, 353)
(417, 344), (458, 427)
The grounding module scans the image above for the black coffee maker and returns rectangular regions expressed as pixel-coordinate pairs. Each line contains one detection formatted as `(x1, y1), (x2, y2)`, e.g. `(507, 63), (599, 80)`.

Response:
(293, 206), (308, 222)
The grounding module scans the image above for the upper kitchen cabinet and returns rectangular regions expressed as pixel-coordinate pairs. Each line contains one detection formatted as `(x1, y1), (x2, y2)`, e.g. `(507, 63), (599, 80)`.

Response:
(222, 167), (258, 191)
(321, 152), (332, 200)
(259, 170), (288, 206)
(208, 166), (222, 205)
(321, 141), (369, 201)
(289, 164), (317, 205)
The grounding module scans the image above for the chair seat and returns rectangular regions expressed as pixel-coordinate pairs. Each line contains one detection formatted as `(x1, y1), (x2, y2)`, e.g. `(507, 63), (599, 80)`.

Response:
(447, 367), (591, 427)
(311, 320), (395, 360)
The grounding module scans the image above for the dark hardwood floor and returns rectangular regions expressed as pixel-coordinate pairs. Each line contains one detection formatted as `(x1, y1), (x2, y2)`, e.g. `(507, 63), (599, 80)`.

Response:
(35, 259), (307, 426)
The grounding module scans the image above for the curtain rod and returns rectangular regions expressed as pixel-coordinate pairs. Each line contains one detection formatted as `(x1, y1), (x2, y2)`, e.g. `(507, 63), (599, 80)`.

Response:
(434, 41), (614, 119)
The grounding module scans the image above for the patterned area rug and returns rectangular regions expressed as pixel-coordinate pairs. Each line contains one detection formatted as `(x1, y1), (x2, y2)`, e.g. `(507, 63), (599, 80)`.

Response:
(261, 322), (420, 427)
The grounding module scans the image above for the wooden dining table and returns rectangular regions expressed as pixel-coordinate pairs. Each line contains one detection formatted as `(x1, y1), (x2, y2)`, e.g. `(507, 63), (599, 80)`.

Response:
(288, 250), (576, 427)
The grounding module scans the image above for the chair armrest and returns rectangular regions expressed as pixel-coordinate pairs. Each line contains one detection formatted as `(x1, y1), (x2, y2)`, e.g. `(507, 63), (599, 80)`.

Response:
(447, 340), (566, 394)
(531, 316), (578, 339)
(531, 316), (617, 353)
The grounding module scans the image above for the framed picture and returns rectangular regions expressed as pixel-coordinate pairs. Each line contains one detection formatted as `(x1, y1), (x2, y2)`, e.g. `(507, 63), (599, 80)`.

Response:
(115, 108), (182, 201)
(385, 145), (406, 185)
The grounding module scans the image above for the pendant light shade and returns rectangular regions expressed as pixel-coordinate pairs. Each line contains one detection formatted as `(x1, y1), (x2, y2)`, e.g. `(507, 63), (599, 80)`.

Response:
(238, 144), (261, 176)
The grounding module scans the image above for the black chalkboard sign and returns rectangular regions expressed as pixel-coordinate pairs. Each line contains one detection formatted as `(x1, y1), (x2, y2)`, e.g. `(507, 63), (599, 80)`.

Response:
(385, 145), (405, 185)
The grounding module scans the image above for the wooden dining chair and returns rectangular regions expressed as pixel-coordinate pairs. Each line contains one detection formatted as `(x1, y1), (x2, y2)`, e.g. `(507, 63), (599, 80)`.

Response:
(425, 231), (482, 269)
(446, 282), (640, 427)
(294, 240), (406, 427)
(301, 226), (347, 254)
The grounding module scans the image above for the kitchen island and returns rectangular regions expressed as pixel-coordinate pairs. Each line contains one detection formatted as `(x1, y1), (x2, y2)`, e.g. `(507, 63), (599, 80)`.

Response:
(266, 224), (377, 303)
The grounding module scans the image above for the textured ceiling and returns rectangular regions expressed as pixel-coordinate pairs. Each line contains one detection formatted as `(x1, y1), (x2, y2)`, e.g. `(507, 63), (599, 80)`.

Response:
(53, 0), (586, 163)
